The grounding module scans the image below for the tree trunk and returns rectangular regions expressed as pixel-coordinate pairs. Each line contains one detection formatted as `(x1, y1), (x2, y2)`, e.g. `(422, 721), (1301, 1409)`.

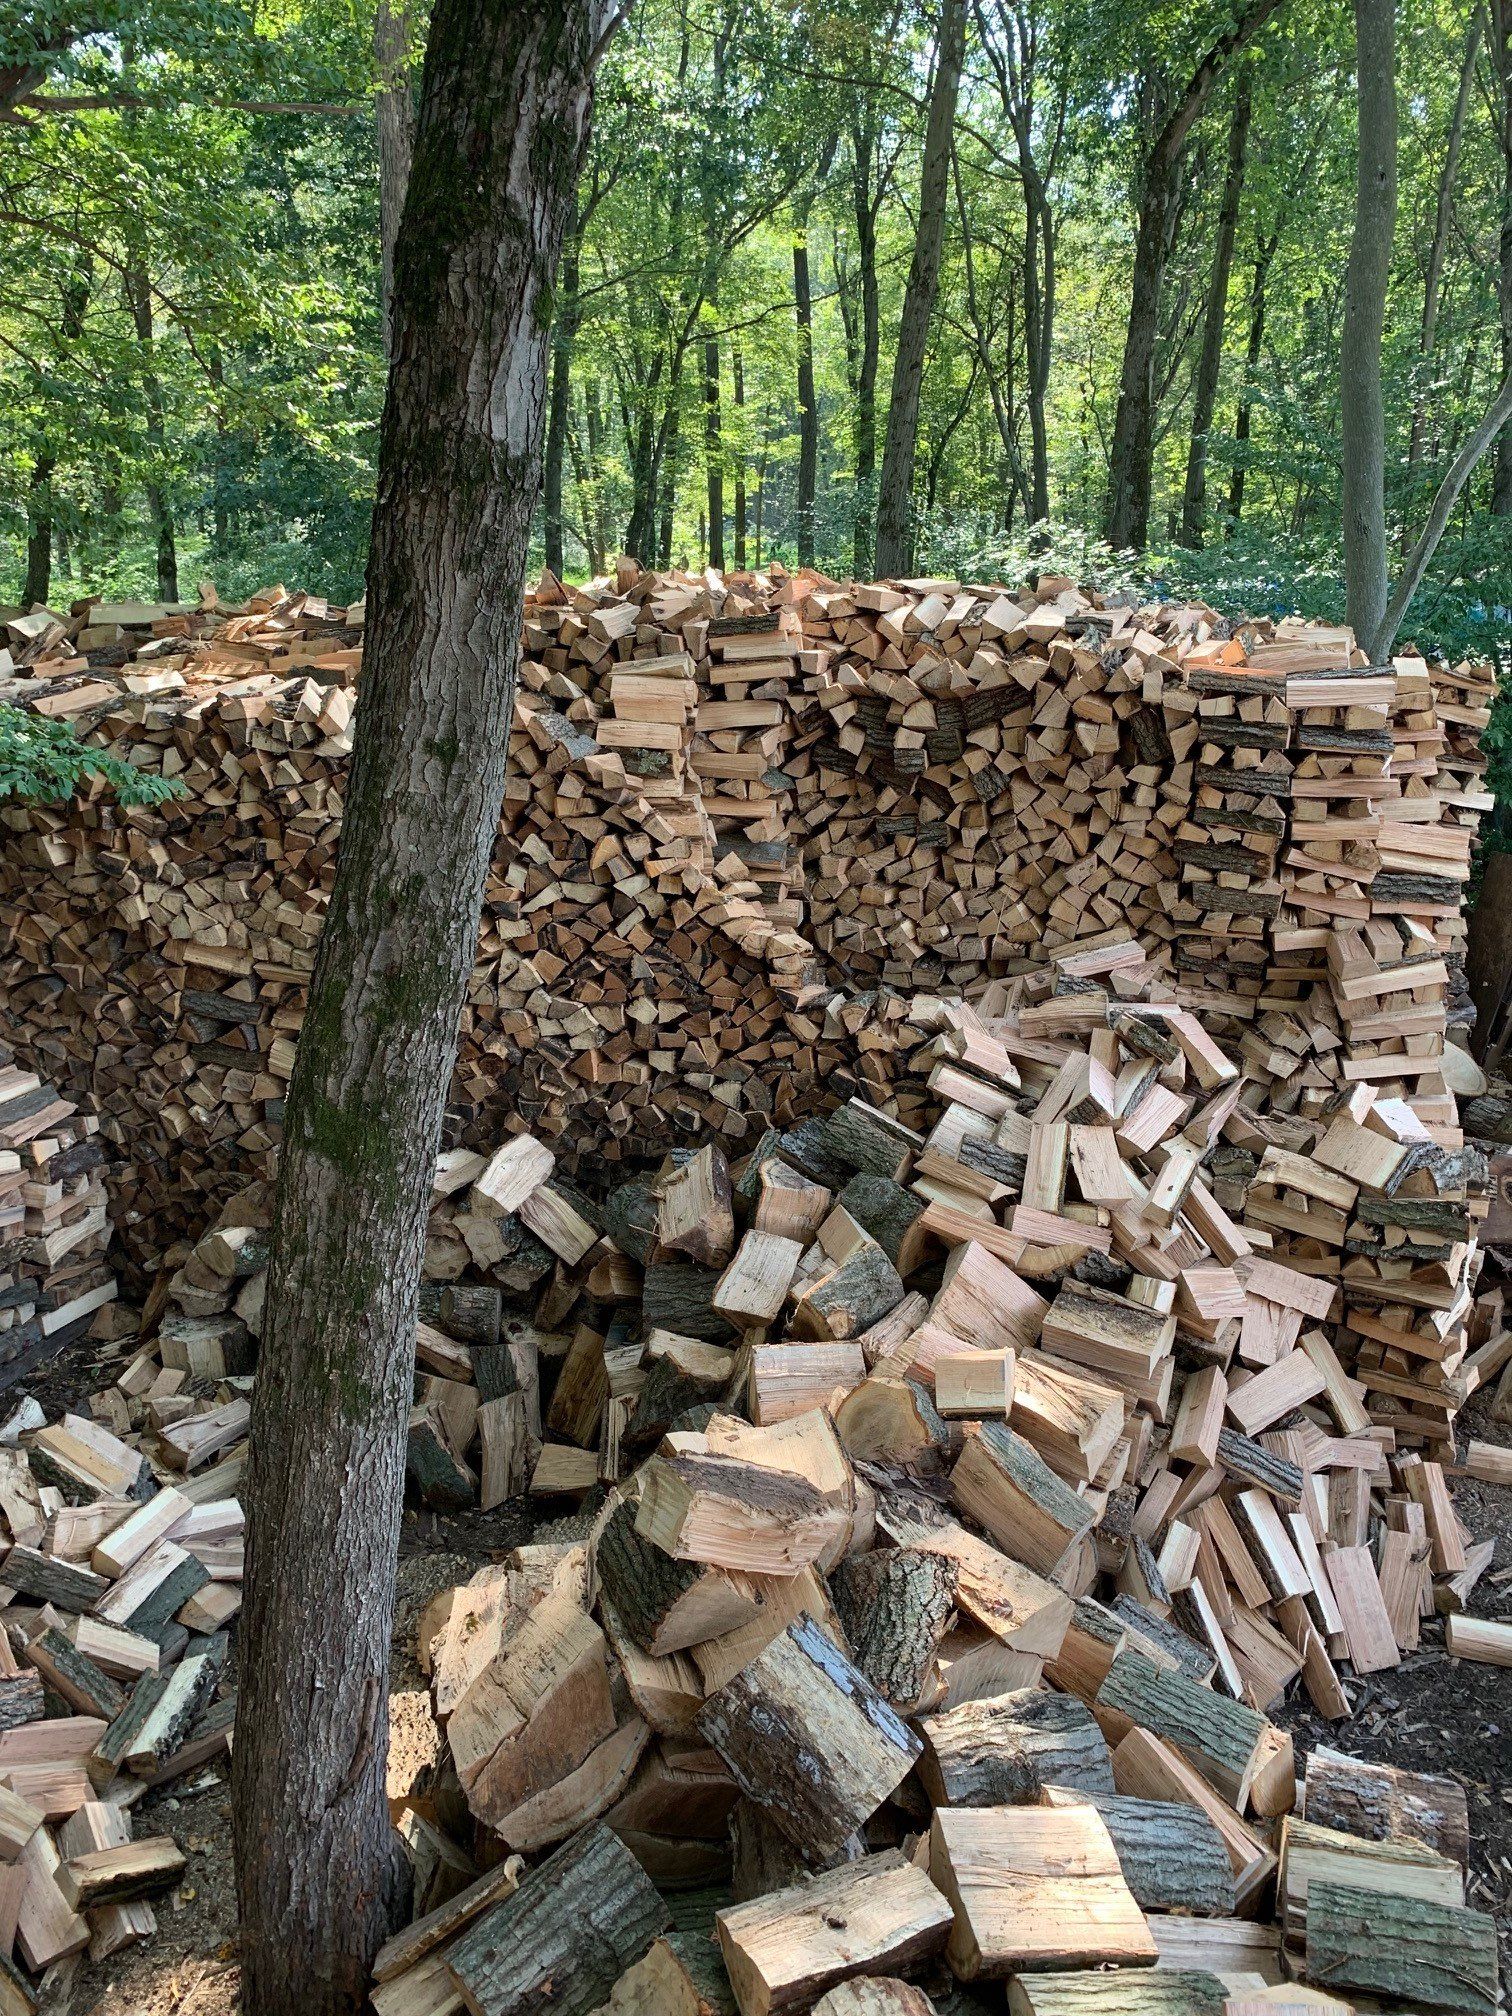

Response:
(1023, 186), (1053, 524)
(658, 361), (682, 566)
(1489, 0), (1512, 513)
(1226, 231), (1275, 528)
(1341, 0), (1397, 655)
(704, 325), (724, 570)
(732, 345), (747, 567)
(23, 452), (53, 608)
(852, 119), (881, 575)
(230, 5), (608, 2014)
(625, 381), (659, 563)
(1104, 0), (1285, 551)
(374, 0), (416, 349)
(874, 0), (966, 577)
(1105, 139), (1182, 551)
(1180, 77), (1251, 545)
(1403, 16), (1480, 535)
(123, 259), (179, 602)
(544, 214), (580, 578)
(793, 219), (819, 568)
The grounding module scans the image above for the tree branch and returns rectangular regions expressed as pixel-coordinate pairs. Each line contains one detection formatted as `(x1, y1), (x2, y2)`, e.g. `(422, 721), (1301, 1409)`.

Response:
(1376, 370), (1512, 657)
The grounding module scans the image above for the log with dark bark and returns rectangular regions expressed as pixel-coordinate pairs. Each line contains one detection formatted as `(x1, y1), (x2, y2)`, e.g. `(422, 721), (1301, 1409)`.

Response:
(829, 1547), (958, 1710)
(1041, 1786), (1236, 1915)
(918, 1687), (1114, 1807)
(230, 5), (616, 2013)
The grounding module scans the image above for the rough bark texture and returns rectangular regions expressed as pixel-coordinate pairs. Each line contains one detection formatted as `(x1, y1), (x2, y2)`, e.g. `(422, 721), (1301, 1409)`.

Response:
(230, 5), (607, 2012)
(829, 1546), (959, 1708)
(1180, 77), (1250, 545)
(732, 343), (747, 566)
(1104, 0), (1283, 552)
(1051, 1789), (1235, 1915)
(704, 326), (725, 570)
(873, 0), (966, 576)
(849, 98), (883, 573)
(373, 0), (416, 349)
(919, 1687), (1114, 1807)
(1341, 0), (1397, 654)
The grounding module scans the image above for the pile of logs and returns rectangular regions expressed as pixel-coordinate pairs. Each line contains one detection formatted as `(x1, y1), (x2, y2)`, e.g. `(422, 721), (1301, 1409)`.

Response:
(0, 1328), (242, 2000)
(0, 1047), (116, 1385)
(371, 959), (1507, 2015)
(0, 573), (1496, 1290)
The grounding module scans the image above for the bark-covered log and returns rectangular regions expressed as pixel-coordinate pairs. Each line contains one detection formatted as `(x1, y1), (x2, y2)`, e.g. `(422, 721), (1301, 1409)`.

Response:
(642, 1263), (738, 1343)
(829, 1546), (958, 1710)
(1216, 1428), (1303, 1507)
(230, 5), (613, 2011)
(1303, 1746), (1470, 1867)
(1096, 1650), (1279, 1811)
(1005, 1973), (1231, 2015)
(446, 1823), (669, 2016)
(697, 1616), (922, 1863)
(417, 1281), (501, 1350)
(1042, 1787), (1235, 1915)
(918, 1687), (1114, 1807)
(838, 1174), (927, 1272)
(1303, 1877), (1498, 2014)
(594, 1496), (760, 1657)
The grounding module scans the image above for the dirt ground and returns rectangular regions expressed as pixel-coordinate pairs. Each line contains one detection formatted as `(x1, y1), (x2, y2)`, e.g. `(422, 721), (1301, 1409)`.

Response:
(29, 1338), (1512, 2016)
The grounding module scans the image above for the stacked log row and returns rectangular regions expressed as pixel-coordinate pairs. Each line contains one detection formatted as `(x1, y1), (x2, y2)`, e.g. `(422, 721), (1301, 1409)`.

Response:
(0, 577), (1497, 1289)
(0, 1046), (116, 1381)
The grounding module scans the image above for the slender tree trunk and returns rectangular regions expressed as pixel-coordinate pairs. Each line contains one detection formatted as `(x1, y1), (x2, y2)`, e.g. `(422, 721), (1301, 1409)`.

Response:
(1105, 142), (1182, 550)
(732, 345), (747, 567)
(874, 0), (966, 576)
(704, 324), (724, 569)
(1489, 0), (1512, 512)
(1022, 188), (1053, 523)
(23, 452), (53, 608)
(374, 0), (416, 348)
(852, 132), (881, 574)
(231, 7), (609, 2015)
(1226, 231), (1274, 528)
(1403, 15), (1480, 535)
(625, 375), (660, 561)
(658, 361), (682, 566)
(793, 217), (819, 568)
(544, 213), (581, 577)
(1104, 0), (1284, 550)
(1180, 77), (1251, 545)
(123, 261), (178, 602)
(1341, 0), (1397, 655)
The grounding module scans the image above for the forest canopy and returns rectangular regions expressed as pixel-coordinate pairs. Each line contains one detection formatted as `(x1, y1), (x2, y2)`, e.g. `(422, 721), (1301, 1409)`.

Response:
(1, 0), (1510, 674)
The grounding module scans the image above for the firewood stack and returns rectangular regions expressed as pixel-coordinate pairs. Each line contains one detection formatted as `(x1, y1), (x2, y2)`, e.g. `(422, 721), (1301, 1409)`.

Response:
(0, 572), (1498, 1304)
(0, 1047), (116, 1383)
(373, 949), (1505, 2016)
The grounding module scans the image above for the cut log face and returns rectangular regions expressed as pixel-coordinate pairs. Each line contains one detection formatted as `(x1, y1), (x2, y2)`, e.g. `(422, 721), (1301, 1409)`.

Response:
(594, 1496), (763, 1657)
(949, 1421), (1097, 1577)
(715, 1850), (953, 2016)
(696, 1616), (922, 1861)
(928, 1803), (1156, 1978)
(1039, 1786), (1236, 1916)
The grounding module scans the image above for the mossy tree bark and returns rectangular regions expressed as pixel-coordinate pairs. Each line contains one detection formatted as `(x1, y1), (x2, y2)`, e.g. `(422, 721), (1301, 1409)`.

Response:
(230, 5), (619, 2013)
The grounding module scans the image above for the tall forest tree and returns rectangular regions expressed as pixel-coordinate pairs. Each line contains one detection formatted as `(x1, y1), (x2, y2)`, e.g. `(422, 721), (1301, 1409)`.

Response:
(875, 0), (966, 574)
(1103, 0), (1285, 552)
(229, 4), (621, 2014)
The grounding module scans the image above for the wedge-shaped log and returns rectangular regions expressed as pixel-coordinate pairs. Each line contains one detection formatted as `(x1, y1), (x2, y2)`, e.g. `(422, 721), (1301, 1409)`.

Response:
(448, 1595), (616, 1829)
(1303, 1878), (1498, 2015)
(929, 1804), (1156, 1979)
(715, 1850), (953, 2016)
(918, 1687), (1113, 1807)
(791, 1236), (905, 1342)
(930, 1241), (1047, 1353)
(1040, 1786), (1235, 1916)
(446, 1822), (669, 2016)
(595, 1496), (763, 1657)
(697, 1616), (922, 1862)
(1096, 1651), (1291, 1815)
(56, 1836), (185, 1910)
(714, 1232), (804, 1330)
(950, 1422), (1096, 1577)
(1011, 1351), (1126, 1482)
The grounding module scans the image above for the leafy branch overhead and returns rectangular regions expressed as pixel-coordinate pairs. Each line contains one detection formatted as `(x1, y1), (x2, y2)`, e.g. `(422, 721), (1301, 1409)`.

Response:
(0, 701), (183, 803)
